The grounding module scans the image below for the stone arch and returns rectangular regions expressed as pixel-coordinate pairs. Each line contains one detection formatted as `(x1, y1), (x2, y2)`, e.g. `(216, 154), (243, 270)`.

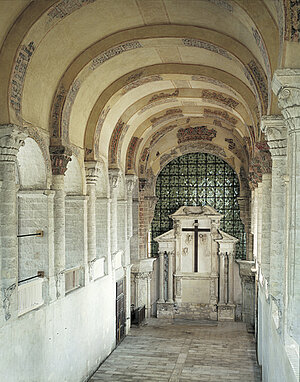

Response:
(65, 155), (83, 195)
(16, 137), (47, 190)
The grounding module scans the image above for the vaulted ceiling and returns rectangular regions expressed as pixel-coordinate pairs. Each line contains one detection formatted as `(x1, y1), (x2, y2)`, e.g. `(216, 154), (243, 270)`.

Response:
(1, 0), (297, 181)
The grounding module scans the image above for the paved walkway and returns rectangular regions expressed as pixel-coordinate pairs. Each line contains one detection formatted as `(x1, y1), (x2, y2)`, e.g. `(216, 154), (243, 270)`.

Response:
(90, 319), (261, 382)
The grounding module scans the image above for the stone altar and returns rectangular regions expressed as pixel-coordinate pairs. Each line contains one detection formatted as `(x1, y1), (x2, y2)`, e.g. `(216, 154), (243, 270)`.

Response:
(154, 205), (238, 321)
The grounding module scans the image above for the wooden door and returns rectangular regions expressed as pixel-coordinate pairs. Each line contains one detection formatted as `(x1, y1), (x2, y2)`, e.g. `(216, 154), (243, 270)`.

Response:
(116, 279), (125, 345)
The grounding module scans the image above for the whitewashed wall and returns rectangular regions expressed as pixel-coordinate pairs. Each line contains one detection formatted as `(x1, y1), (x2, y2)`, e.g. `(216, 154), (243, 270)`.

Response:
(0, 275), (115, 382)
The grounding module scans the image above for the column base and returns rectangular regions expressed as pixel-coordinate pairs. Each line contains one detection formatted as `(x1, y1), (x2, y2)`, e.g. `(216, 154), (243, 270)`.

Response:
(157, 301), (174, 318)
(218, 303), (236, 321)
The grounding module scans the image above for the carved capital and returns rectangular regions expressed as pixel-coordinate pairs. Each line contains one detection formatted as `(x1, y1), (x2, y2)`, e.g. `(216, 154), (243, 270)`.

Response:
(272, 69), (300, 134)
(85, 161), (101, 184)
(108, 168), (120, 191)
(261, 115), (287, 157)
(125, 174), (137, 194)
(50, 145), (72, 175)
(0, 124), (27, 162)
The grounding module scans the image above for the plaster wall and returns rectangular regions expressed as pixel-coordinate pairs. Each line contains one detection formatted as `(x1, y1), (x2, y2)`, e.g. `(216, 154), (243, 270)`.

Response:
(258, 288), (297, 382)
(0, 274), (115, 382)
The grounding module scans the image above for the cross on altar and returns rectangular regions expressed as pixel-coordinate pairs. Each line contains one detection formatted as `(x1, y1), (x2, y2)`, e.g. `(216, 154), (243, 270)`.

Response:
(182, 220), (210, 272)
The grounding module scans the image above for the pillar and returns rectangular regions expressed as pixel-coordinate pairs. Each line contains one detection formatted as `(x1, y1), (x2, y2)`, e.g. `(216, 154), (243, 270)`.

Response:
(256, 182), (263, 267)
(108, 169), (120, 255)
(0, 125), (27, 321)
(85, 161), (100, 280)
(261, 116), (287, 325)
(273, 70), (300, 341)
(158, 251), (165, 303)
(260, 173), (272, 281)
(167, 251), (174, 303)
(125, 175), (136, 239)
(50, 145), (72, 298)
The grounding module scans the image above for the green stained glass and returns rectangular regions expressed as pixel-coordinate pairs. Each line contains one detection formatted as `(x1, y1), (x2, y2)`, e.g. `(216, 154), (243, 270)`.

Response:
(151, 152), (246, 259)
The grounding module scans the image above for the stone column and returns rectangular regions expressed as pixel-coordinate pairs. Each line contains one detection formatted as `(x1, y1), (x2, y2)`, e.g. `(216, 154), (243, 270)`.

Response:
(237, 197), (251, 260)
(0, 125), (27, 321)
(125, 175), (136, 239)
(85, 161), (100, 280)
(109, 169), (120, 255)
(50, 145), (72, 298)
(219, 252), (226, 304)
(273, 70), (300, 341)
(260, 173), (272, 281)
(256, 182), (263, 267)
(167, 251), (174, 303)
(158, 251), (165, 303)
(261, 116), (287, 317)
(228, 252), (235, 304)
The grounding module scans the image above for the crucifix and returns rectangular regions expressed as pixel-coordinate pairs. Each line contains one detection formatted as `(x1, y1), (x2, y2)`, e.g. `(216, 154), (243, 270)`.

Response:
(182, 220), (210, 272)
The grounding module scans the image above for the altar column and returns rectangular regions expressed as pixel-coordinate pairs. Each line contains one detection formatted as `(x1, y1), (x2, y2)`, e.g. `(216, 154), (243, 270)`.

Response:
(50, 145), (72, 299)
(158, 251), (165, 303)
(219, 252), (226, 304)
(228, 252), (235, 304)
(167, 251), (174, 303)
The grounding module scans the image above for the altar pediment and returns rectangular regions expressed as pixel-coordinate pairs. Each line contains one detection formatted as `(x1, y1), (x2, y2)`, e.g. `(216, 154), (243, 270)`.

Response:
(170, 205), (223, 219)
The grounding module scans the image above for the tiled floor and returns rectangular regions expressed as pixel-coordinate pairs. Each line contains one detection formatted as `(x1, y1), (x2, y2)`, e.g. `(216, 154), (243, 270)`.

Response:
(90, 319), (261, 382)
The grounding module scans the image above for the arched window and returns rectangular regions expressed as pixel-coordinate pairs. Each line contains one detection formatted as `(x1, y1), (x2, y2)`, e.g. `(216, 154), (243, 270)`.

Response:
(151, 152), (246, 259)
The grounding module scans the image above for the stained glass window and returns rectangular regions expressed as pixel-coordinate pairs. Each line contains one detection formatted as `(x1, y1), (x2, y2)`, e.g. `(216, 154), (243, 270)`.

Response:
(151, 152), (246, 259)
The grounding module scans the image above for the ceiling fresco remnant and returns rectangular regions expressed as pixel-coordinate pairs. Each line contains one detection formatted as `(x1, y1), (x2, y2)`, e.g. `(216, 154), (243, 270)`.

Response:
(204, 108), (238, 125)
(10, 42), (36, 118)
(202, 90), (239, 109)
(47, 0), (96, 21)
(126, 136), (141, 172)
(90, 41), (143, 71)
(150, 108), (183, 127)
(177, 126), (217, 143)
(284, 0), (300, 42)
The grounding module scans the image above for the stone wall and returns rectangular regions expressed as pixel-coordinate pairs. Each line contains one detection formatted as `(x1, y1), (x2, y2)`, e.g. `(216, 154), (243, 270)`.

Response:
(18, 191), (52, 280)
(65, 196), (87, 269)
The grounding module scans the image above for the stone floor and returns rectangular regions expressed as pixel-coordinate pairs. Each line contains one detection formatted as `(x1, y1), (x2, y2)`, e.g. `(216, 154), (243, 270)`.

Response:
(89, 319), (262, 382)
